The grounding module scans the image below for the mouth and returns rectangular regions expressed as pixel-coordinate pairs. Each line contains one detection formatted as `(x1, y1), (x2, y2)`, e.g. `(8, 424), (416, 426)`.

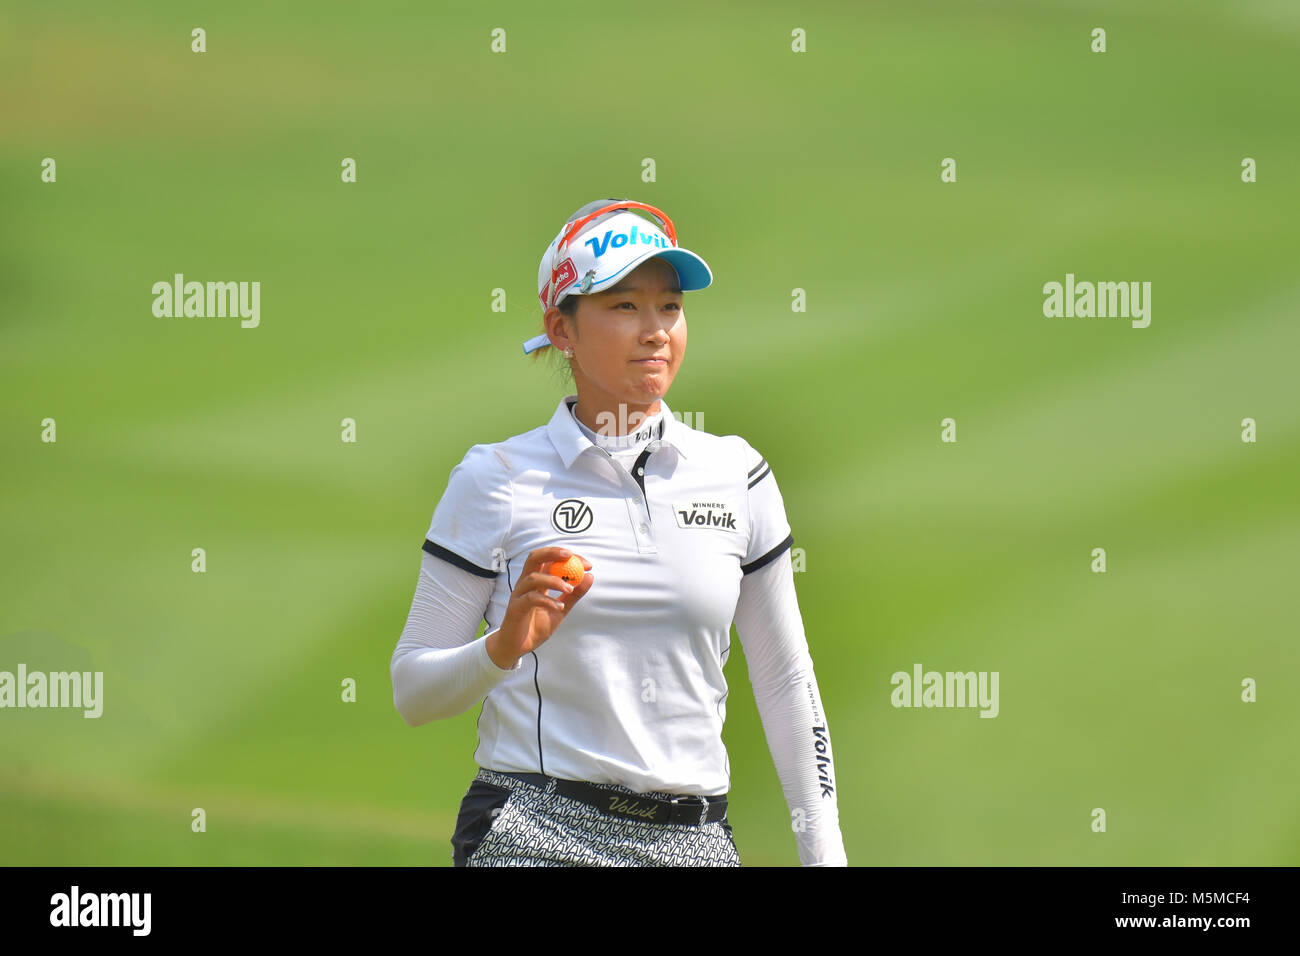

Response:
(633, 358), (668, 367)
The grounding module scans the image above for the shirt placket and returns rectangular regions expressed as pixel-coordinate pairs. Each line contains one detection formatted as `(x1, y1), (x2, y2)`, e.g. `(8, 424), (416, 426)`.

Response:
(595, 443), (660, 554)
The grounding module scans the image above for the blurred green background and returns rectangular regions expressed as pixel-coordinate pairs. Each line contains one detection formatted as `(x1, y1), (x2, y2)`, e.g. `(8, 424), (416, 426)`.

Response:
(3, 0), (1297, 866)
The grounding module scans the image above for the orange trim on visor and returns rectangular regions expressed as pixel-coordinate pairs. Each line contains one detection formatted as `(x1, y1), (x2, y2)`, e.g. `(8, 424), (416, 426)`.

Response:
(547, 201), (679, 311)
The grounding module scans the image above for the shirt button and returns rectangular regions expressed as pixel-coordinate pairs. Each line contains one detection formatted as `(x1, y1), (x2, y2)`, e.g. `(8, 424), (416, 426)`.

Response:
(636, 467), (644, 476)
(633, 496), (642, 505)
(638, 523), (648, 534)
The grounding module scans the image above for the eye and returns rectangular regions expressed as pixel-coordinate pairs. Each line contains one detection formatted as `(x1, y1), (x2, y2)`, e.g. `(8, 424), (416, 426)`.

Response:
(614, 300), (681, 311)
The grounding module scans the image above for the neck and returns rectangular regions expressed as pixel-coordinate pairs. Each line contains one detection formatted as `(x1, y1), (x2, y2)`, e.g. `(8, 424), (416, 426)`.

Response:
(572, 398), (663, 438)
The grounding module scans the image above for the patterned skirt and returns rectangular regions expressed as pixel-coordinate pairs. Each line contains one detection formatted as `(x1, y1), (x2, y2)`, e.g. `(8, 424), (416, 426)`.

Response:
(452, 767), (741, 867)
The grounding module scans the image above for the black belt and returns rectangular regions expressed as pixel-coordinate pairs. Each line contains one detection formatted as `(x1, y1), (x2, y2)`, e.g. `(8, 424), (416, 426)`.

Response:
(495, 771), (728, 827)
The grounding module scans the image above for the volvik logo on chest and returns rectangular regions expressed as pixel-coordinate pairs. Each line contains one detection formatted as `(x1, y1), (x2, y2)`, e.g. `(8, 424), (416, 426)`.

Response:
(551, 499), (594, 534)
(673, 500), (739, 531)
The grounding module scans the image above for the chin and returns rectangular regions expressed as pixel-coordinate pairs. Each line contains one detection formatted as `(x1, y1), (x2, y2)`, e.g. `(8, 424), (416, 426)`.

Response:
(631, 379), (670, 401)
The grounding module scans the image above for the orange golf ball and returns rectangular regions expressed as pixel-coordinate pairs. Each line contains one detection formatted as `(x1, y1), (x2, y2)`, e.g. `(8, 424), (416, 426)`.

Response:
(548, 555), (586, 585)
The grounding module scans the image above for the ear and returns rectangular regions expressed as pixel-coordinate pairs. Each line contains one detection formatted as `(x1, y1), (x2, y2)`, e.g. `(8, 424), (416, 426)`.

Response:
(544, 305), (575, 348)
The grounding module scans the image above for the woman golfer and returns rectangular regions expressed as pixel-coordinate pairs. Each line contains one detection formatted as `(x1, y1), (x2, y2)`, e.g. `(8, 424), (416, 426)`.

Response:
(391, 199), (847, 866)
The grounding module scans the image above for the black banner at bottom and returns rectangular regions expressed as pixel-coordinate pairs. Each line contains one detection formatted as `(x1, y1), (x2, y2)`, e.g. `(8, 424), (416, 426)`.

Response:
(1, 866), (1283, 941)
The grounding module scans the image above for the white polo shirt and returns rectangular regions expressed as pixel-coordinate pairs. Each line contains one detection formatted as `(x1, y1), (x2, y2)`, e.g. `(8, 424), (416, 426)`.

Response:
(421, 394), (795, 796)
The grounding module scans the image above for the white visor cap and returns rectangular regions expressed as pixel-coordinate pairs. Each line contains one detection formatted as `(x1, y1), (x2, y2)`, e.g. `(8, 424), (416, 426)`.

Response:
(525, 209), (712, 354)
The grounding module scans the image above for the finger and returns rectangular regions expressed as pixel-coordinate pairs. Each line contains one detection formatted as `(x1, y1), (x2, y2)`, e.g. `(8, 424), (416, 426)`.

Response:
(519, 570), (576, 595)
(513, 576), (574, 607)
(517, 591), (563, 617)
(523, 547), (575, 572)
(519, 548), (577, 582)
(558, 572), (594, 610)
(526, 590), (565, 612)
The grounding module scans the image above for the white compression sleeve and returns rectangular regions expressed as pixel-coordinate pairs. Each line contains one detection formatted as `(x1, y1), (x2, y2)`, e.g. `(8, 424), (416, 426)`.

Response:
(733, 548), (848, 866)
(390, 550), (521, 726)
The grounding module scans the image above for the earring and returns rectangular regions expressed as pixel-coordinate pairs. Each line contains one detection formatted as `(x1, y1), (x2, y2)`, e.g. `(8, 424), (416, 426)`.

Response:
(564, 348), (574, 358)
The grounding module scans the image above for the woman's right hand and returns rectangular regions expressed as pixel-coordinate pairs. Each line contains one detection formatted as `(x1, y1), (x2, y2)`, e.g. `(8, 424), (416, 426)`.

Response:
(485, 547), (593, 669)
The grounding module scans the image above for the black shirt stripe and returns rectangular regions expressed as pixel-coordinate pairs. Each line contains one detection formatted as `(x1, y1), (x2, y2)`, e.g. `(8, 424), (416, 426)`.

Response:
(422, 539), (498, 578)
(741, 533), (794, 575)
(532, 653), (545, 775)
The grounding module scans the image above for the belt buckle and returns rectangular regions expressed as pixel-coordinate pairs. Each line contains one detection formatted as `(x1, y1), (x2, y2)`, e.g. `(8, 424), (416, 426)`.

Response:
(670, 794), (709, 826)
